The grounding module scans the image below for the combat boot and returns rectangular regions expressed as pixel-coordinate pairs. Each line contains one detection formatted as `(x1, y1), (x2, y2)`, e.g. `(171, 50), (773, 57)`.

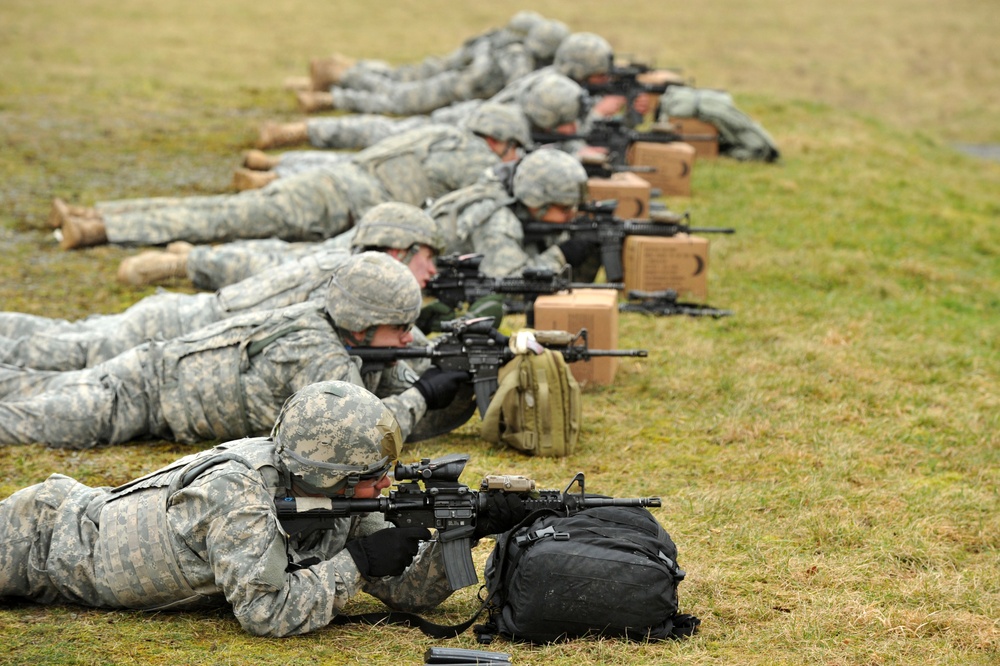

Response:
(117, 251), (188, 286)
(255, 122), (308, 150)
(309, 54), (356, 90)
(166, 241), (194, 256)
(59, 215), (108, 250)
(244, 149), (280, 171)
(296, 90), (335, 113)
(283, 76), (312, 92)
(232, 168), (279, 192)
(49, 198), (99, 228)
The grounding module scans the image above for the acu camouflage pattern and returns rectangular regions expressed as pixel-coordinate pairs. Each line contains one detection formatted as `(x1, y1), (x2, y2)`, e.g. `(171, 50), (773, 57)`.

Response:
(552, 32), (613, 82)
(0, 299), (428, 448)
(296, 72), (581, 158)
(0, 251), (352, 372)
(351, 202), (444, 254)
(352, 124), (500, 207)
(331, 41), (516, 116)
(186, 235), (350, 290)
(99, 125), (499, 247)
(324, 251), (422, 332)
(272, 381), (402, 494)
(0, 438), (453, 636)
(426, 175), (566, 278)
(464, 102), (532, 148)
(98, 163), (383, 246)
(330, 23), (540, 116)
(512, 149), (589, 208)
(523, 19), (571, 63)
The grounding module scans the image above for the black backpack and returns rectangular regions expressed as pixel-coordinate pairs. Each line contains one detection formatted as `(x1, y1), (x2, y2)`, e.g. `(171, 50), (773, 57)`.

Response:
(474, 505), (700, 644)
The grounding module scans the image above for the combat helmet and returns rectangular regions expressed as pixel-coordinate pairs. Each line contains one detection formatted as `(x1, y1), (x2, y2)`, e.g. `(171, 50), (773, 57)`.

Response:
(351, 202), (445, 257)
(512, 150), (589, 210)
(524, 19), (571, 63)
(325, 251), (422, 335)
(465, 102), (533, 150)
(272, 380), (402, 497)
(519, 71), (584, 130)
(553, 32), (613, 82)
(506, 10), (545, 37)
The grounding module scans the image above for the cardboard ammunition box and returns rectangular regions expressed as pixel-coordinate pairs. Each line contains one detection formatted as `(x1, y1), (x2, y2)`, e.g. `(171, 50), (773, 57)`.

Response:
(532, 289), (620, 386)
(623, 234), (709, 300)
(668, 116), (720, 159)
(626, 141), (696, 197)
(586, 172), (652, 219)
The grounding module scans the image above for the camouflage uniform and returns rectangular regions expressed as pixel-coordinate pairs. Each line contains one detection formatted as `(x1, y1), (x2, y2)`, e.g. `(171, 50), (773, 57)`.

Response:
(338, 11), (547, 87)
(0, 250), (352, 371)
(98, 125), (499, 246)
(0, 437), (450, 636)
(326, 18), (569, 116)
(295, 70), (584, 155)
(330, 38), (527, 116)
(0, 254), (427, 448)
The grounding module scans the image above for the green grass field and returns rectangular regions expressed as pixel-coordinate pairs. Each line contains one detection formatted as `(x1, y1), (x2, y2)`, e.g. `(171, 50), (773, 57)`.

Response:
(1, 1), (998, 664)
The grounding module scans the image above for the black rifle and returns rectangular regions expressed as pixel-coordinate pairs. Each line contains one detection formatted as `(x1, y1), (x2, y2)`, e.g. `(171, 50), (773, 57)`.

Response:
(533, 118), (714, 171)
(584, 63), (681, 127)
(275, 453), (662, 590)
(348, 316), (647, 417)
(522, 199), (736, 283)
(621, 289), (733, 318)
(425, 253), (623, 327)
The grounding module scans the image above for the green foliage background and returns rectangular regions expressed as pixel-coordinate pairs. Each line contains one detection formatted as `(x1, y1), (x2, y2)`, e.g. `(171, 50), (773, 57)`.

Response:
(0, 1), (997, 664)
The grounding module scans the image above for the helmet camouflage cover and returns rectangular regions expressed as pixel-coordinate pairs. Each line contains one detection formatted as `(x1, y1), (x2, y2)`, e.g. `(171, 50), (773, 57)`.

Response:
(464, 102), (533, 149)
(325, 251), (422, 332)
(519, 71), (584, 130)
(351, 201), (445, 254)
(512, 149), (589, 209)
(553, 32), (613, 82)
(272, 380), (402, 496)
(506, 10), (545, 36)
(524, 19), (571, 62)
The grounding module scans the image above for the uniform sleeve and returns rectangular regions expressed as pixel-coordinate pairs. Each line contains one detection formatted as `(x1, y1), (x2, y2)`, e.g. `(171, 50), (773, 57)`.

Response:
(172, 467), (366, 637)
(470, 208), (566, 277)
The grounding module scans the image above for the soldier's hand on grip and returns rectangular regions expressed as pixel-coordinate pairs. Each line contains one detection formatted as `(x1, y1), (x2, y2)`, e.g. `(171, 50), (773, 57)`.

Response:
(473, 491), (528, 539)
(346, 526), (432, 579)
(414, 367), (472, 410)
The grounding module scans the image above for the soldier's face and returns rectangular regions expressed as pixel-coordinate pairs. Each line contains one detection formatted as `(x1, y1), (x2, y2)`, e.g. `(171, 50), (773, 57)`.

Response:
(368, 323), (415, 347)
(350, 473), (392, 498)
(406, 245), (438, 287)
(532, 203), (576, 223)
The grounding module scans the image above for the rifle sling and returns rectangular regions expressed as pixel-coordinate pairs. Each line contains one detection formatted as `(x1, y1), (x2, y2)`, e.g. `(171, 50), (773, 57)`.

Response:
(329, 591), (496, 639)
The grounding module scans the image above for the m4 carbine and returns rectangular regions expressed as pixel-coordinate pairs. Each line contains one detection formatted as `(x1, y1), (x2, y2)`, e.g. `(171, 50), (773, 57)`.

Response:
(276, 453), (662, 590)
(425, 253), (622, 326)
(533, 117), (714, 173)
(522, 199), (736, 283)
(621, 289), (734, 318)
(348, 316), (647, 417)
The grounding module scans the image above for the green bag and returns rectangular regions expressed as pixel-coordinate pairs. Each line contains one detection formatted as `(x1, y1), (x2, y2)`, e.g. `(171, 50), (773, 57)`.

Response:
(480, 349), (582, 457)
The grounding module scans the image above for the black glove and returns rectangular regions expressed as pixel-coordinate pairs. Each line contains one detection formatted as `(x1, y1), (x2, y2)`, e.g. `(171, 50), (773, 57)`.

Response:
(417, 300), (455, 333)
(345, 526), (432, 579)
(473, 491), (528, 539)
(413, 367), (471, 410)
(558, 238), (600, 268)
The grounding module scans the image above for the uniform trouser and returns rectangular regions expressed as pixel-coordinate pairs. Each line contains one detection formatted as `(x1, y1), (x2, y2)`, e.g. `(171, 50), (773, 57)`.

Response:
(186, 234), (351, 291)
(0, 293), (221, 371)
(0, 475), (102, 603)
(0, 312), (83, 339)
(98, 167), (383, 246)
(305, 115), (431, 151)
(0, 348), (163, 448)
